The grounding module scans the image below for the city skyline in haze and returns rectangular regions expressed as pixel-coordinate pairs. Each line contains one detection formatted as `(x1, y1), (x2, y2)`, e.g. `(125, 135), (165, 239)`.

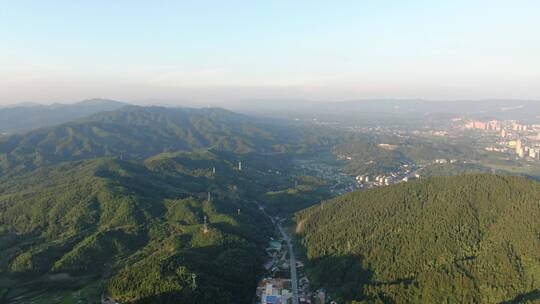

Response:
(1, 1), (539, 105)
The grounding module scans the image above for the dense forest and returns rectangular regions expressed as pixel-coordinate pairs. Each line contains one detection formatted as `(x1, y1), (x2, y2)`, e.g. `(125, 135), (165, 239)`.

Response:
(0, 150), (283, 303)
(295, 174), (540, 303)
(334, 140), (407, 175)
(0, 105), (335, 303)
(0, 106), (284, 174)
(3, 103), (540, 303)
(333, 134), (486, 176)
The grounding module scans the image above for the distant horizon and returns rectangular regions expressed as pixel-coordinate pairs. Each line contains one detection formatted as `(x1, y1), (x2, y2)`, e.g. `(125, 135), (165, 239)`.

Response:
(1, 1), (539, 104)
(3, 96), (540, 108)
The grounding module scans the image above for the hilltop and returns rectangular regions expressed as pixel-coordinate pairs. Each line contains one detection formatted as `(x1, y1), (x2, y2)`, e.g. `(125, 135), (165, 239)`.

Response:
(295, 174), (540, 303)
(0, 106), (295, 174)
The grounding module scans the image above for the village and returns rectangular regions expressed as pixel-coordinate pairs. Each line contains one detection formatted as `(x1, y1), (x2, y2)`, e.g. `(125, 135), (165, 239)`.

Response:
(255, 207), (330, 304)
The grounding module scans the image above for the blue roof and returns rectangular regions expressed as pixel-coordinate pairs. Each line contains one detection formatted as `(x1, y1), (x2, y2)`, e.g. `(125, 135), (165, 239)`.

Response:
(265, 295), (279, 304)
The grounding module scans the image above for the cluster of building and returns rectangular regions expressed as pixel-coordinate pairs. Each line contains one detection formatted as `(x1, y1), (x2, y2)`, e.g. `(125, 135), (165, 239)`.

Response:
(513, 139), (540, 159)
(355, 164), (420, 188)
(464, 120), (501, 131)
(462, 119), (538, 133)
(461, 119), (540, 161)
(257, 238), (294, 304)
(296, 270), (329, 304)
(433, 158), (458, 164)
(335, 154), (353, 161)
(496, 122), (540, 160)
(257, 278), (293, 304)
(256, 230), (333, 304)
(296, 159), (362, 195)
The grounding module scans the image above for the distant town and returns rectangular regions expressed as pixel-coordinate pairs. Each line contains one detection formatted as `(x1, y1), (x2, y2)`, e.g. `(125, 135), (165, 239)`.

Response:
(462, 119), (540, 160)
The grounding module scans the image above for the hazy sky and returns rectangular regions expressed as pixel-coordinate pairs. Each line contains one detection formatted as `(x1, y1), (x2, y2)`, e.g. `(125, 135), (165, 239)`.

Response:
(1, 1), (539, 104)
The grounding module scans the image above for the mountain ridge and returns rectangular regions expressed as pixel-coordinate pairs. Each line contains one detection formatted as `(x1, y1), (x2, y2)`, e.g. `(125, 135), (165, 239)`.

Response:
(0, 98), (128, 134)
(0, 105), (292, 175)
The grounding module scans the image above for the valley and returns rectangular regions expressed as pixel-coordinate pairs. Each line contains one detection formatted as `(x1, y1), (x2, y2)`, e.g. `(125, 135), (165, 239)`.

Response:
(3, 2), (540, 303)
(1, 102), (540, 304)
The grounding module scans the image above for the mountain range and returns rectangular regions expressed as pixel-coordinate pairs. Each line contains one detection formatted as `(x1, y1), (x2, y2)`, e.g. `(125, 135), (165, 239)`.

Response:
(0, 99), (127, 134)
(0, 105), (298, 175)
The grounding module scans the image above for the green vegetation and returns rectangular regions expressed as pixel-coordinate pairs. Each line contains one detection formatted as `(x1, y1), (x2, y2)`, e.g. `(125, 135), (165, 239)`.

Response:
(5, 103), (540, 303)
(296, 174), (540, 303)
(418, 163), (494, 177)
(0, 106), (295, 174)
(260, 175), (332, 215)
(0, 151), (279, 303)
(334, 140), (406, 175)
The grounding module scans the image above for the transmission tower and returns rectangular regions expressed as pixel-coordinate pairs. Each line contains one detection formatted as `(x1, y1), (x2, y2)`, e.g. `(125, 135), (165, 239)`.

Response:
(191, 274), (197, 290)
(203, 216), (209, 234)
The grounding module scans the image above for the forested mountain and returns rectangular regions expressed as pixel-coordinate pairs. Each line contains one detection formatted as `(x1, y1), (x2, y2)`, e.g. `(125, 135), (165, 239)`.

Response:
(0, 106), (297, 175)
(295, 174), (540, 303)
(0, 150), (281, 303)
(0, 99), (127, 134)
(334, 140), (407, 176)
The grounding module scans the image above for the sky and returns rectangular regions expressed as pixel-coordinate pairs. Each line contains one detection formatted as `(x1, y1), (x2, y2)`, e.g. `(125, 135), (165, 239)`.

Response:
(0, 0), (539, 105)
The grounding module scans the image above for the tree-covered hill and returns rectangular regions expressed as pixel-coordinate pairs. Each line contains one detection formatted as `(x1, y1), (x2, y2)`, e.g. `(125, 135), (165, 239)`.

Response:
(333, 140), (407, 176)
(0, 106), (294, 174)
(295, 174), (540, 303)
(0, 151), (276, 303)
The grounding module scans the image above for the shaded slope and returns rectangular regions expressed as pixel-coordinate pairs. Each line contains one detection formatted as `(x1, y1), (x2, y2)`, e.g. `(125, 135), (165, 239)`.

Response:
(0, 106), (289, 174)
(0, 152), (273, 303)
(296, 174), (540, 303)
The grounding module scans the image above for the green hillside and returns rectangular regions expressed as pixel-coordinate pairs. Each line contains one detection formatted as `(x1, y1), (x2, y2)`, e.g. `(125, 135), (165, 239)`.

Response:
(295, 174), (540, 303)
(418, 162), (494, 177)
(334, 140), (406, 175)
(0, 106), (290, 174)
(0, 151), (276, 303)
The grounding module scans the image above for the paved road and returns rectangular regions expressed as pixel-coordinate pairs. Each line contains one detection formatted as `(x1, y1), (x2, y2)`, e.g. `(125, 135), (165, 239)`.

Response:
(278, 222), (299, 304)
(258, 205), (299, 304)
